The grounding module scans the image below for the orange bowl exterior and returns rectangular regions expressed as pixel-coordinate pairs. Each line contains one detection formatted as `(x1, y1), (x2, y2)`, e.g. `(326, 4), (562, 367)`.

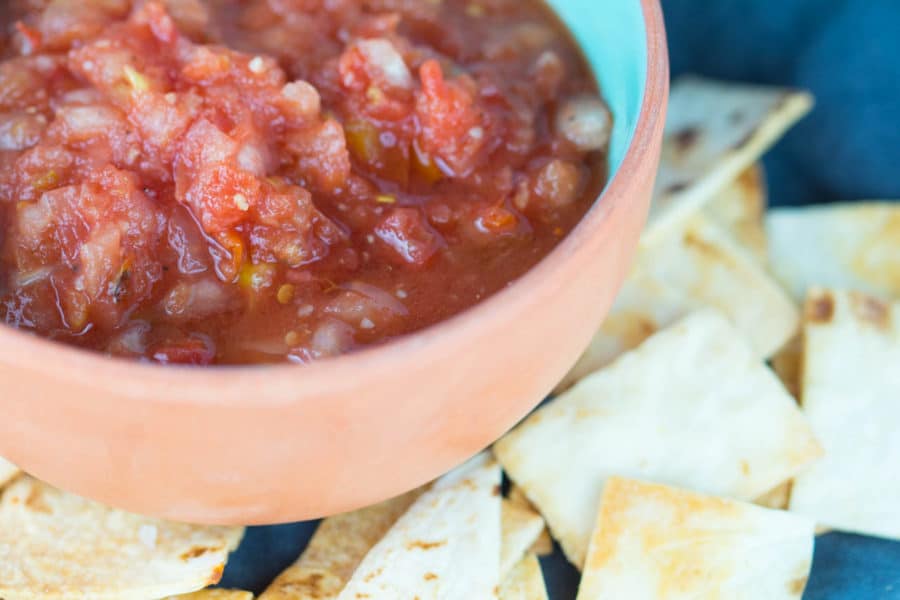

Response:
(0, 0), (668, 524)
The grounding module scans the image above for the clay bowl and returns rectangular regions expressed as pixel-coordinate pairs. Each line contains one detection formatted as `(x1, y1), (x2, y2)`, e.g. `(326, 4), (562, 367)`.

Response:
(0, 0), (668, 524)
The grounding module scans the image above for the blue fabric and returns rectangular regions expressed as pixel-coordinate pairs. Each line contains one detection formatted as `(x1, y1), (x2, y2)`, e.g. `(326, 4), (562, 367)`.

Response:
(222, 2), (900, 597)
(665, 0), (900, 206)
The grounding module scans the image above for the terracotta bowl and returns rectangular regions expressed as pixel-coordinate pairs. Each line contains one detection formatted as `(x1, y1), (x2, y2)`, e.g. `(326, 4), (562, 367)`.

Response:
(0, 0), (668, 524)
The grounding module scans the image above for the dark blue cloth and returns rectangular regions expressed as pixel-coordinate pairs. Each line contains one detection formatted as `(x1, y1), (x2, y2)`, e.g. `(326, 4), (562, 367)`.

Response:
(665, 0), (900, 206)
(223, 3), (900, 598)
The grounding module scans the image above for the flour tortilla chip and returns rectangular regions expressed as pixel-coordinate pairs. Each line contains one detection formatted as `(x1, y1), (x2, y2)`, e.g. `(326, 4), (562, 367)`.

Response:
(754, 482), (792, 511)
(767, 203), (900, 303)
(771, 335), (804, 401)
(499, 554), (548, 600)
(640, 215), (799, 358)
(703, 163), (768, 262)
(337, 454), (501, 599)
(0, 457), (19, 488)
(559, 214), (796, 393)
(507, 485), (554, 556)
(790, 289), (900, 539)
(0, 477), (244, 600)
(259, 488), (424, 600)
(645, 77), (812, 244)
(495, 310), (822, 568)
(577, 477), (814, 600)
(501, 499), (545, 578)
(165, 590), (254, 600)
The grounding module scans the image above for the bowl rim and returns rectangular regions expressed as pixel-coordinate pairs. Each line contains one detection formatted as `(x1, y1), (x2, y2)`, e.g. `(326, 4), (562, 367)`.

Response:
(0, 0), (669, 400)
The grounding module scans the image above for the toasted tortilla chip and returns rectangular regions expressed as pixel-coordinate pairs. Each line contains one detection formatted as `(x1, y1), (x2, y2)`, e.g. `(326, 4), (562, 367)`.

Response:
(166, 590), (254, 600)
(645, 77), (812, 244)
(495, 310), (822, 568)
(577, 477), (814, 600)
(0, 477), (244, 600)
(558, 214), (796, 392)
(506, 486), (554, 556)
(0, 457), (19, 488)
(790, 289), (900, 539)
(259, 488), (424, 600)
(337, 454), (501, 599)
(641, 215), (799, 358)
(767, 203), (900, 302)
(499, 554), (548, 600)
(754, 482), (792, 510)
(703, 163), (768, 262)
(501, 499), (545, 578)
(529, 529), (554, 557)
(771, 335), (804, 400)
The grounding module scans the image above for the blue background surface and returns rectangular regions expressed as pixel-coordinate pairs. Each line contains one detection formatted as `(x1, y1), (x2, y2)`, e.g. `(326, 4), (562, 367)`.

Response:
(222, 1), (900, 597)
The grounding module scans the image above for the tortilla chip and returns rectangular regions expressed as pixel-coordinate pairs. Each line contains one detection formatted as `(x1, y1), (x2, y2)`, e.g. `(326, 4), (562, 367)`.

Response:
(790, 289), (900, 539)
(259, 488), (424, 600)
(644, 76), (812, 244)
(703, 163), (768, 262)
(337, 454), (501, 599)
(558, 214), (796, 392)
(0, 457), (19, 488)
(0, 477), (244, 600)
(577, 477), (814, 600)
(641, 215), (799, 358)
(529, 529), (554, 557)
(495, 310), (822, 568)
(165, 590), (254, 600)
(771, 335), (804, 400)
(507, 486), (554, 557)
(767, 203), (900, 302)
(754, 482), (792, 510)
(499, 554), (548, 600)
(501, 499), (545, 578)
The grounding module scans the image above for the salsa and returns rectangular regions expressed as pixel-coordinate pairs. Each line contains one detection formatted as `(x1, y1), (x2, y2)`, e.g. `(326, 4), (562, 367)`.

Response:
(0, 0), (611, 365)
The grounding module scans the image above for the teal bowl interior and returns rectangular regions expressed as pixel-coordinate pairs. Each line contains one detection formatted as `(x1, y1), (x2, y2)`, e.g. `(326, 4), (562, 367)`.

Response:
(549, 0), (649, 177)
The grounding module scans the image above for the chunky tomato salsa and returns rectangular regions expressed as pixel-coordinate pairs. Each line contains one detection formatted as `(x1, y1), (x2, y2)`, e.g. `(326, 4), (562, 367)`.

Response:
(0, 0), (611, 365)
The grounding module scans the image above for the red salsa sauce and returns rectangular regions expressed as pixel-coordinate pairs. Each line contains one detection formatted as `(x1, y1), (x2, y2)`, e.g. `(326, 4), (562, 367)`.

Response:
(0, 0), (611, 365)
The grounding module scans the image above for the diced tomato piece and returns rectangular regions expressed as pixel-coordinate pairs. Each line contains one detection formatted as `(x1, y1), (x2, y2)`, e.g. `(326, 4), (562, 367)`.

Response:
(339, 38), (413, 92)
(249, 185), (343, 267)
(414, 60), (485, 177)
(184, 164), (261, 233)
(150, 335), (217, 365)
(10, 168), (164, 333)
(287, 119), (352, 192)
(375, 207), (444, 267)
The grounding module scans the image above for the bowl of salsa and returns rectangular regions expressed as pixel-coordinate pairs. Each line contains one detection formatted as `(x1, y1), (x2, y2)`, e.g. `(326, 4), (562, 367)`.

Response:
(0, 0), (667, 523)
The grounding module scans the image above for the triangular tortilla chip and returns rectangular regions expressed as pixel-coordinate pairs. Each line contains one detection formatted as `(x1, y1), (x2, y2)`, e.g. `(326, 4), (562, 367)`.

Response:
(558, 214), (796, 392)
(754, 482), (792, 511)
(0, 477), (244, 600)
(640, 215), (799, 358)
(790, 289), (900, 539)
(337, 454), (501, 599)
(771, 335), (804, 400)
(577, 477), (814, 600)
(499, 554), (548, 600)
(507, 485), (553, 556)
(259, 488), (424, 600)
(767, 203), (900, 302)
(644, 76), (812, 244)
(0, 457), (19, 488)
(166, 590), (254, 600)
(501, 499), (545, 578)
(495, 310), (822, 568)
(702, 163), (768, 262)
